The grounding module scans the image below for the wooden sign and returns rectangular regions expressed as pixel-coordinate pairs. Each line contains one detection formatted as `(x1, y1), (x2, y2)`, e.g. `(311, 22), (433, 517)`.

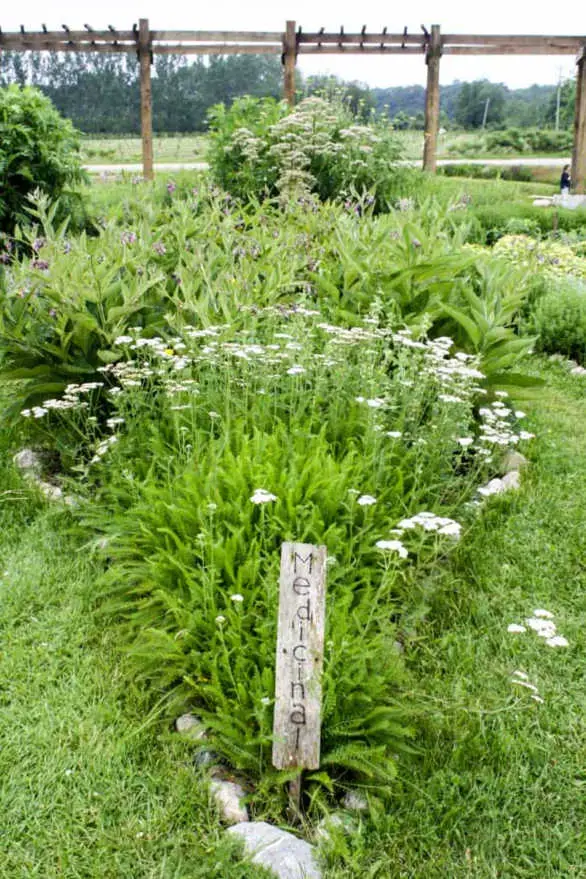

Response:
(272, 542), (327, 771)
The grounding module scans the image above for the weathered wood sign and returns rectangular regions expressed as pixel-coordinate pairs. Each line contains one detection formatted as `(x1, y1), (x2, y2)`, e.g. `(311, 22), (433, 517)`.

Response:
(272, 542), (327, 771)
